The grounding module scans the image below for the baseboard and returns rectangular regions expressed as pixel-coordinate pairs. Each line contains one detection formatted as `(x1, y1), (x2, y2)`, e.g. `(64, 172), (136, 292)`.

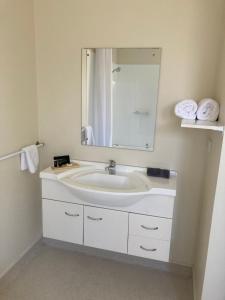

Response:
(192, 266), (200, 300)
(43, 238), (193, 278)
(193, 269), (196, 300)
(0, 233), (42, 280)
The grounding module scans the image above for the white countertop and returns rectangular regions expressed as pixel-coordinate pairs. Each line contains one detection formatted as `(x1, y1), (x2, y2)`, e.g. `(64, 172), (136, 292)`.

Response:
(40, 160), (177, 197)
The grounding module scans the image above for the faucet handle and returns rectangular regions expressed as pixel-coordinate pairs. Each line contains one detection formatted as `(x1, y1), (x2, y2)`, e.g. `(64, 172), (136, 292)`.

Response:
(109, 160), (116, 167)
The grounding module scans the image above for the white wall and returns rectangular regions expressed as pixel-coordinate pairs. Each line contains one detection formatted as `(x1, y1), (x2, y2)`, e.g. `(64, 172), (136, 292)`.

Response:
(34, 0), (225, 267)
(193, 132), (222, 299)
(201, 137), (225, 300)
(0, 0), (41, 277)
(194, 32), (225, 300)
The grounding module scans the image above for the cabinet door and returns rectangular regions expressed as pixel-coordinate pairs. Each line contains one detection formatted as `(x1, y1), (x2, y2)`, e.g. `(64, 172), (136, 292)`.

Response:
(42, 199), (83, 244)
(129, 213), (172, 241)
(128, 236), (170, 262)
(84, 206), (128, 253)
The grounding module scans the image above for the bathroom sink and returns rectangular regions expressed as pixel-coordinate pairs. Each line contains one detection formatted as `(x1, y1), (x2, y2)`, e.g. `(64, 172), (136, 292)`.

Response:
(59, 169), (151, 207)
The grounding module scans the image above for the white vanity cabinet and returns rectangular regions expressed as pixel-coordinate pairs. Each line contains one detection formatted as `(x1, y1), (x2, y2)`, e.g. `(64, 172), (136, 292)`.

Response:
(84, 206), (128, 253)
(41, 163), (176, 263)
(42, 194), (173, 262)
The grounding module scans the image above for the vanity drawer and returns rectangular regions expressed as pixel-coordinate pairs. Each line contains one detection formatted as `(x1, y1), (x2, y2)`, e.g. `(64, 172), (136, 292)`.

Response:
(128, 236), (170, 262)
(129, 213), (172, 241)
(84, 206), (128, 253)
(42, 199), (83, 244)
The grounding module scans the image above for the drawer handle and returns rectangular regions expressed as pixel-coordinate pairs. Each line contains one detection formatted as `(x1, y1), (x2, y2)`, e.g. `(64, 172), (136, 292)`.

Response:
(65, 212), (80, 217)
(87, 216), (103, 221)
(141, 225), (159, 231)
(140, 245), (157, 252)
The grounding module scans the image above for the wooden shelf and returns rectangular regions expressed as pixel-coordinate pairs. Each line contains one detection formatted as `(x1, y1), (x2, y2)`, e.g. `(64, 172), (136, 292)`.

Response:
(181, 119), (224, 133)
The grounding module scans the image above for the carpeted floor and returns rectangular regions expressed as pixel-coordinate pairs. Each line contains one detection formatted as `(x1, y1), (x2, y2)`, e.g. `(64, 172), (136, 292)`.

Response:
(0, 242), (193, 300)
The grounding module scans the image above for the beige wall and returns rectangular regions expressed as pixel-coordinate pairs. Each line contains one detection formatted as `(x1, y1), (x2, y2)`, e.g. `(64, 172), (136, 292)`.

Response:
(34, 0), (225, 266)
(117, 48), (161, 64)
(216, 37), (225, 120)
(194, 33), (225, 300)
(0, 0), (41, 277)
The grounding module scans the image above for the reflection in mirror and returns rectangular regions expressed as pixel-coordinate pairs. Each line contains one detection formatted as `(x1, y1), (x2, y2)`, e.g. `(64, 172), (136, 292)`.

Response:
(81, 48), (161, 151)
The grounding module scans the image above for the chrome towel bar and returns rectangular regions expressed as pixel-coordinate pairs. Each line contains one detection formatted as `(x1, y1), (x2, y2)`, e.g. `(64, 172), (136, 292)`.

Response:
(0, 141), (45, 162)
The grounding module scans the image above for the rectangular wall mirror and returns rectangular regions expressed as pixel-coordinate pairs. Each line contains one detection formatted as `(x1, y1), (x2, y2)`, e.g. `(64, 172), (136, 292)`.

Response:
(81, 48), (161, 151)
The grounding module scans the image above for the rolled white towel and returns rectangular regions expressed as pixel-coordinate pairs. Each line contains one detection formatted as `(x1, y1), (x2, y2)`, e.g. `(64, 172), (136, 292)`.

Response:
(197, 98), (219, 122)
(175, 99), (198, 120)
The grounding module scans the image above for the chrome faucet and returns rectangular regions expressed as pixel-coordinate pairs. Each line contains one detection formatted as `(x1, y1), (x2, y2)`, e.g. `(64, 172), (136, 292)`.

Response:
(105, 160), (116, 175)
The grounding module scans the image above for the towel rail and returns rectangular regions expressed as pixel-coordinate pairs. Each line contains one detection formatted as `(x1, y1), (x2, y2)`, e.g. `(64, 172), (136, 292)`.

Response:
(0, 141), (45, 162)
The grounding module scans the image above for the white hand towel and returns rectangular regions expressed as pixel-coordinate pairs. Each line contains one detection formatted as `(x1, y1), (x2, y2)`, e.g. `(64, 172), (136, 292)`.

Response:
(85, 126), (95, 145)
(175, 99), (198, 120)
(20, 145), (39, 174)
(197, 98), (219, 122)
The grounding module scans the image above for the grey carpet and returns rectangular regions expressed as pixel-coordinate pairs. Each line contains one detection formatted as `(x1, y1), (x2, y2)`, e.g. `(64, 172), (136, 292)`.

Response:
(0, 242), (193, 300)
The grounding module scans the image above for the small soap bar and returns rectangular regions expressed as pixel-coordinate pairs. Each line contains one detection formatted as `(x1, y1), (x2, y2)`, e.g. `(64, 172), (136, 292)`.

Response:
(147, 167), (170, 179)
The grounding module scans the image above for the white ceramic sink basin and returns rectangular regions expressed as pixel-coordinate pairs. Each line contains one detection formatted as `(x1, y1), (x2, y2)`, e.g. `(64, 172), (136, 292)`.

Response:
(59, 169), (151, 207)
